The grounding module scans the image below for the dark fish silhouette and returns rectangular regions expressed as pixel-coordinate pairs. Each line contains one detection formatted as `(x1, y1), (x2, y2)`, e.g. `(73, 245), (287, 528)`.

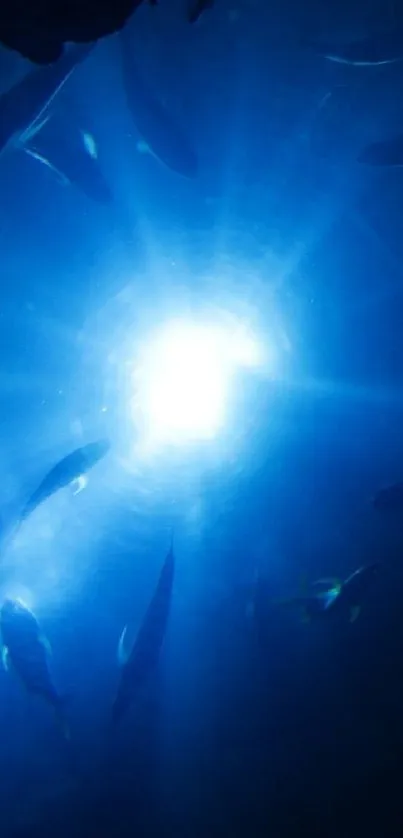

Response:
(309, 29), (403, 66)
(0, 598), (69, 737)
(19, 439), (110, 525)
(187, 0), (215, 24)
(276, 564), (379, 624)
(0, 0), (157, 64)
(119, 27), (198, 178)
(0, 45), (110, 201)
(22, 101), (113, 202)
(373, 482), (403, 510)
(276, 579), (341, 622)
(0, 44), (94, 157)
(359, 135), (403, 167)
(112, 533), (175, 722)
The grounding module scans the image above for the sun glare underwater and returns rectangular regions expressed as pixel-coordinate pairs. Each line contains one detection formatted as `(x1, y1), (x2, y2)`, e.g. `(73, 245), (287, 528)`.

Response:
(132, 315), (264, 446)
(4, 3), (403, 832)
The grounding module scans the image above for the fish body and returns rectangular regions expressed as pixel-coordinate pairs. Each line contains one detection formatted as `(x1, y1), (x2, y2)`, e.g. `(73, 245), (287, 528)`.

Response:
(19, 438), (110, 524)
(0, 46), (111, 201)
(0, 0), (157, 64)
(277, 565), (378, 624)
(277, 585), (341, 622)
(0, 598), (68, 734)
(23, 101), (113, 202)
(373, 482), (403, 511)
(187, 0), (214, 24)
(112, 534), (175, 722)
(0, 44), (93, 157)
(120, 27), (198, 178)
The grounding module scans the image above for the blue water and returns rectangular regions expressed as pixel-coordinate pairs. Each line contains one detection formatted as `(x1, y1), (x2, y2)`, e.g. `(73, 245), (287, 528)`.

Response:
(1, 0), (403, 835)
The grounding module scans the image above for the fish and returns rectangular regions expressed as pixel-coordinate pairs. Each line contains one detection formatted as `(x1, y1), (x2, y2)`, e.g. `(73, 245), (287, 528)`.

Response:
(0, 47), (111, 202)
(358, 136), (403, 167)
(309, 29), (403, 66)
(187, 0), (215, 24)
(373, 482), (403, 511)
(0, 598), (69, 737)
(112, 532), (175, 722)
(276, 580), (342, 623)
(0, 44), (94, 157)
(0, 0), (157, 64)
(276, 565), (378, 624)
(17, 439), (111, 526)
(21, 100), (113, 202)
(119, 27), (198, 178)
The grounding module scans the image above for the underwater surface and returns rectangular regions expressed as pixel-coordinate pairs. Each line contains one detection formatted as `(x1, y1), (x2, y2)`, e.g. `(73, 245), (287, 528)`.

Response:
(1, 0), (403, 835)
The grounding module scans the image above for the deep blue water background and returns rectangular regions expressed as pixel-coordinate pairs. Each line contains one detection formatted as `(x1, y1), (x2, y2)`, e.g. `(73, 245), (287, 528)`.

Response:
(1, 0), (403, 835)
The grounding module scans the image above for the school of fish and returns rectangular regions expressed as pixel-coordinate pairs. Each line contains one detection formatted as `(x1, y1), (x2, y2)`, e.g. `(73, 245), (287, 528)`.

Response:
(0, 0), (403, 748)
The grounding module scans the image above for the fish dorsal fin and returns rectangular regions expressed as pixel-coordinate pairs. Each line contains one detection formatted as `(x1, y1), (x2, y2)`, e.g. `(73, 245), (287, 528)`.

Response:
(117, 625), (130, 667)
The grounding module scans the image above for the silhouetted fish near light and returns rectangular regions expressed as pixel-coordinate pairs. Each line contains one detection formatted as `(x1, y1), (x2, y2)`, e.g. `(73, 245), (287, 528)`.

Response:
(276, 580), (341, 622)
(187, 0), (214, 24)
(23, 101), (113, 202)
(0, 0), (157, 64)
(310, 29), (403, 66)
(0, 44), (94, 157)
(112, 533), (175, 723)
(359, 135), (403, 167)
(373, 482), (403, 511)
(0, 598), (69, 737)
(276, 564), (379, 624)
(119, 28), (198, 178)
(18, 438), (110, 526)
(0, 46), (110, 201)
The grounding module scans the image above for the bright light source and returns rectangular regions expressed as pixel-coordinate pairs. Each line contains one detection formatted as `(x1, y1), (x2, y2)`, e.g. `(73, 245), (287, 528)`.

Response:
(132, 317), (262, 444)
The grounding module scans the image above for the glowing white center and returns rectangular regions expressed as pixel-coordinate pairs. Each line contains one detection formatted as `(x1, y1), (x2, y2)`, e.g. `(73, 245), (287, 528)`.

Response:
(133, 318), (260, 443)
